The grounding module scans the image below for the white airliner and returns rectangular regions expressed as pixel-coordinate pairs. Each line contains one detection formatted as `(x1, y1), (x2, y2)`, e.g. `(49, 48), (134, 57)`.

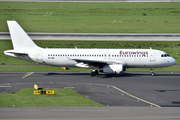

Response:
(4, 21), (176, 76)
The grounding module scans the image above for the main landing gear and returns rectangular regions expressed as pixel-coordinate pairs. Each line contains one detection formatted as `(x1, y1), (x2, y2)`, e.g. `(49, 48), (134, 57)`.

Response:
(91, 70), (98, 77)
(150, 68), (155, 76)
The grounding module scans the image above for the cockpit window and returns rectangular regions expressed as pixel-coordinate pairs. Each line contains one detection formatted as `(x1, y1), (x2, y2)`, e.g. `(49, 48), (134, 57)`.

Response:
(161, 54), (170, 57)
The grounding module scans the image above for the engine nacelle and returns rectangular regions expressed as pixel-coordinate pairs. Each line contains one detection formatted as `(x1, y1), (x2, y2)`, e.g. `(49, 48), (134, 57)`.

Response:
(99, 64), (123, 74)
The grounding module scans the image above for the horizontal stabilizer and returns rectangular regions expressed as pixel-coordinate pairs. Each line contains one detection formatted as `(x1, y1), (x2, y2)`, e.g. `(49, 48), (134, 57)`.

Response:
(4, 50), (28, 58)
(4, 50), (28, 55)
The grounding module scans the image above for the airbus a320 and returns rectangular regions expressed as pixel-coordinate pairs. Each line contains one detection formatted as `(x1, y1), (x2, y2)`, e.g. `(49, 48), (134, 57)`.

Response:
(4, 21), (176, 76)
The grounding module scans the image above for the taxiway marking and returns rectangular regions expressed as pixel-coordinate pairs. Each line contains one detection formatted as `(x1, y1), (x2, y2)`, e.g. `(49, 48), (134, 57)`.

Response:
(112, 74), (118, 79)
(93, 83), (161, 107)
(111, 85), (161, 107)
(22, 72), (34, 78)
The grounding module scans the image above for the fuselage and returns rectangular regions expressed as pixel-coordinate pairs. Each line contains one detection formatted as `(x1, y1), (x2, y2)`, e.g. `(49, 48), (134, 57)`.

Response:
(28, 48), (176, 68)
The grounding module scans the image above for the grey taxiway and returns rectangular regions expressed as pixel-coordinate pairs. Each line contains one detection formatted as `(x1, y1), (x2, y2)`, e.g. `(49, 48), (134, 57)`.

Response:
(1, 32), (180, 41)
(1, 71), (180, 107)
(1, 71), (180, 119)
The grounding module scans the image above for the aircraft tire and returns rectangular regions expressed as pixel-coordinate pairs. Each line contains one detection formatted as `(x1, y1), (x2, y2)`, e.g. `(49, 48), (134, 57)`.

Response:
(91, 72), (96, 77)
(91, 70), (98, 77)
(151, 72), (155, 76)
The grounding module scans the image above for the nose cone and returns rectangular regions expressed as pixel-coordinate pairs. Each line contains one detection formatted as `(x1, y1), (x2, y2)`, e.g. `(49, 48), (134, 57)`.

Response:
(170, 57), (176, 65)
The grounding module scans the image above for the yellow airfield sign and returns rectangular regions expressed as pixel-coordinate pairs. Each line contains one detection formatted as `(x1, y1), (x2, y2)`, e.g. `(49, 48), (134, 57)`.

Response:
(34, 90), (54, 94)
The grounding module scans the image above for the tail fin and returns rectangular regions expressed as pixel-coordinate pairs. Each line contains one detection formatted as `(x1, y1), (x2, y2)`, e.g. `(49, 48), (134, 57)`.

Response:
(7, 21), (40, 50)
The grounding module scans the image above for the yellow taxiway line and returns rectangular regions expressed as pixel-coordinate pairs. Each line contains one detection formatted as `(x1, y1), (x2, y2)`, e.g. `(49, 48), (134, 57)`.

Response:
(22, 72), (34, 78)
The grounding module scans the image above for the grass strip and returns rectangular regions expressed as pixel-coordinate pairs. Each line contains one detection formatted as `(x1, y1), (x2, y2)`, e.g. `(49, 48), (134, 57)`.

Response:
(1, 40), (180, 65)
(0, 65), (92, 72)
(1, 40), (180, 72)
(0, 88), (104, 107)
(0, 65), (179, 72)
(0, 2), (180, 33)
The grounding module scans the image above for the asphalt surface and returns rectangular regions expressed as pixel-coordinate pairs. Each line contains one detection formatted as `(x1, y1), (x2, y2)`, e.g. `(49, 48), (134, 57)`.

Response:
(1, 32), (180, 41)
(1, 107), (180, 120)
(1, 71), (180, 107)
(1, 71), (180, 119)
(2, 0), (180, 2)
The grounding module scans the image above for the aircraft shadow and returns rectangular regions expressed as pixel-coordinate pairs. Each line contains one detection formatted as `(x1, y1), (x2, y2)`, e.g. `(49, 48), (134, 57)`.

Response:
(45, 72), (90, 76)
(44, 72), (180, 78)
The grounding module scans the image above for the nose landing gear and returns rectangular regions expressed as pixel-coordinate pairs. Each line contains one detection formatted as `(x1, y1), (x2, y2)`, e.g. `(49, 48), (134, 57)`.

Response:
(150, 68), (155, 76)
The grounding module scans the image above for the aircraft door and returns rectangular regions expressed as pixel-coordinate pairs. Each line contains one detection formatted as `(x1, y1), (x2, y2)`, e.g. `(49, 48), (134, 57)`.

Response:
(37, 50), (43, 63)
(150, 51), (155, 61)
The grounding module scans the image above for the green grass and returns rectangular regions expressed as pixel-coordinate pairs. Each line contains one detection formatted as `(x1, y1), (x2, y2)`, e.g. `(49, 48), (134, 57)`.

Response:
(0, 2), (180, 33)
(1, 40), (180, 72)
(0, 88), (104, 107)
(1, 40), (180, 65)
(0, 65), (92, 72)
(0, 65), (179, 72)
(128, 66), (180, 72)
(0, 1), (180, 71)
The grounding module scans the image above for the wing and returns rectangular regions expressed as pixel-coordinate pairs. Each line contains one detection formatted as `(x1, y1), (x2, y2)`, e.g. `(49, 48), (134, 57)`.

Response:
(73, 58), (107, 66)
(71, 58), (126, 68)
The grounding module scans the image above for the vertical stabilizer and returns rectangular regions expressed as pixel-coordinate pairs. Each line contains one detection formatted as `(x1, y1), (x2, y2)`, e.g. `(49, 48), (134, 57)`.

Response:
(7, 21), (40, 50)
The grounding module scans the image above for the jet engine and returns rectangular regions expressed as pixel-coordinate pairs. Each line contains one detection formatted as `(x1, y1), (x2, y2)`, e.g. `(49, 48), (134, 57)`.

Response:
(99, 64), (123, 74)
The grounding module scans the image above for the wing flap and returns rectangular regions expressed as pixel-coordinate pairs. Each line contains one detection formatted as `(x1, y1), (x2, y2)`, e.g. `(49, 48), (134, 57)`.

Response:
(73, 58), (107, 66)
